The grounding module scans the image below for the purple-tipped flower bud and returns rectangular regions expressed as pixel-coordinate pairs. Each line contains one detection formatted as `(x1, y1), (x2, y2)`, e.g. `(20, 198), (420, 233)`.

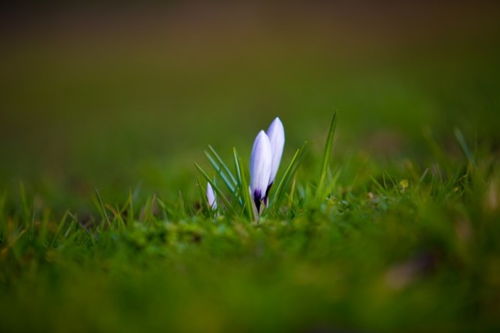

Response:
(250, 130), (272, 211)
(206, 182), (217, 209)
(266, 117), (285, 185)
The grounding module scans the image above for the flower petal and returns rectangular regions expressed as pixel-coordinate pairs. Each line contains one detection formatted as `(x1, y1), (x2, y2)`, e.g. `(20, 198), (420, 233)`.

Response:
(206, 182), (217, 209)
(266, 117), (285, 184)
(250, 130), (272, 203)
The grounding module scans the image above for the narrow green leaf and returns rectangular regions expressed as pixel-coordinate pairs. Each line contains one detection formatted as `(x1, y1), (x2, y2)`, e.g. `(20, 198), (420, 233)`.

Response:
(233, 148), (242, 188)
(125, 189), (135, 225)
(105, 204), (125, 229)
(271, 142), (308, 207)
(205, 150), (236, 194)
(233, 148), (255, 221)
(323, 168), (341, 198)
(232, 148), (244, 205)
(93, 189), (111, 227)
(316, 112), (337, 201)
(370, 176), (387, 194)
(208, 145), (238, 186)
(454, 128), (476, 167)
(288, 175), (297, 207)
(196, 177), (207, 211)
(418, 168), (430, 184)
(51, 210), (72, 246)
(63, 215), (78, 239)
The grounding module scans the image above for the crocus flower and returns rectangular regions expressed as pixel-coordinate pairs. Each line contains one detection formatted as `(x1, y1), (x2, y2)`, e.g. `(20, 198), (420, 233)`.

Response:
(206, 182), (217, 209)
(266, 117), (285, 188)
(250, 130), (272, 213)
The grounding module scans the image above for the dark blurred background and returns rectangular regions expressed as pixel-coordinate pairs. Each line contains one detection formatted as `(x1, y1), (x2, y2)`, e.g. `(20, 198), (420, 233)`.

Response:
(1, 1), (499, 205)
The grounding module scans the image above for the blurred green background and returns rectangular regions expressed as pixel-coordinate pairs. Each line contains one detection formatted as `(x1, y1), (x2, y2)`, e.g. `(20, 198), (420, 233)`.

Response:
(1, 1), (498, 205)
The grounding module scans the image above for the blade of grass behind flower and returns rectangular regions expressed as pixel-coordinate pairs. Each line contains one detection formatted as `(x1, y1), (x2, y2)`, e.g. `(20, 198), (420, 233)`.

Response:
(271, 142), (308, 207)
(205, 150), (237, 195)
(208, 145), (238, 187)
(232, 148), (244, 205)
(233, 148), (255, 220)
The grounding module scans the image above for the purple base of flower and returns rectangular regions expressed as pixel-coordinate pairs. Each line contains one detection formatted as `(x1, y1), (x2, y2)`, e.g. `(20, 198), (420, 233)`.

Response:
(254, 182), (274, 212)
(253, 190), (264, 213)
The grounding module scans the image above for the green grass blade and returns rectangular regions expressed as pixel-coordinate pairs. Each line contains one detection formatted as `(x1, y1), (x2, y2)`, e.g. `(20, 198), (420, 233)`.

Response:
(63, 215), (78, 239)
(370, 175), (389, 195)
(233, 148), (255, 221)
(93, 189), (111, 227)
(454, 128), (476, 167)
(208, 145), (238, 187)
(105, 203), (125, 229)
(288, 175), (297, 207)
(205, 150), (237, 194)
(316, 112), (337, 201)
(418, 168), (430, 185)
(124, 190), (135, 225)
(232, 148), (244, 205)
(233, 148), (242, 188)
(323, 168), (341, 198)
(51, 210), (72, 246)
(196, 177), (211, 215)
(271, 142), (308, 207)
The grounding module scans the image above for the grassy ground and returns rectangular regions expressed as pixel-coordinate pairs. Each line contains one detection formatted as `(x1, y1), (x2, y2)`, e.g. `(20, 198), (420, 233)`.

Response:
(1, 4), (500, 332)
(1, 116), (499, 332)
